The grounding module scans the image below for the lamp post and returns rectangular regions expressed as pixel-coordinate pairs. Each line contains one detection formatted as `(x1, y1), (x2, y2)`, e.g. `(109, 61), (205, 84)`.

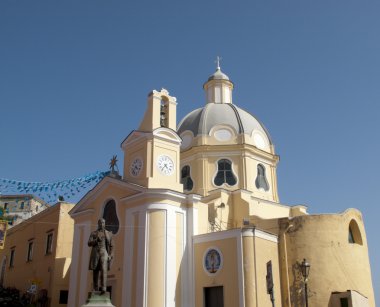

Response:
(300, 258), (311, 307)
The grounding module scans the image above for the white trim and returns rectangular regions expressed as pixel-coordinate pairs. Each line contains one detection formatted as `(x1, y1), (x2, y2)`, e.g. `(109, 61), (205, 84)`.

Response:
(138, 211), (147, 307)
(166, 209), (176, 307)
(193, 228), (241, 244)
(242, 228), (278, 243)
(209, 124), (237, 141)
(122, 210), (134, 307)
(79, 221), (91, 306)
(237, 235), (244, 307)
(68, 224), (81, 306)
(124, 203), (187, 307)
(184, 206), (197, 307)
(153, 127), (182, 144)
(180, 148), (278, 165)
(120, 190), (187, 204)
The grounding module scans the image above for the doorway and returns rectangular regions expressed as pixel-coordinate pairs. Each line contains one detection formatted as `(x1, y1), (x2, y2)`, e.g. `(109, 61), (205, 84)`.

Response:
(204, 286), (224, 307)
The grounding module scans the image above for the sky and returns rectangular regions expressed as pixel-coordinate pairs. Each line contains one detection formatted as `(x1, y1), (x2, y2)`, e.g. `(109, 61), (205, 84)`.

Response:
(1, 0), (379, 302)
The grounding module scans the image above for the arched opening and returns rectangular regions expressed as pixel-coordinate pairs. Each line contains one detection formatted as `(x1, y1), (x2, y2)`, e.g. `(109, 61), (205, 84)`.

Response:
(348, 219), (363, 245)
(103, 200), (119, 235)
(181, 165), (194, 191)
(255, 164), (269, 191)
(160, 96), (169, 128)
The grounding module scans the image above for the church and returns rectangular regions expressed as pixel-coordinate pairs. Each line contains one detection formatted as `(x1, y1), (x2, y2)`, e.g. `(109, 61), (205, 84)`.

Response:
(68, 64), (375, 307)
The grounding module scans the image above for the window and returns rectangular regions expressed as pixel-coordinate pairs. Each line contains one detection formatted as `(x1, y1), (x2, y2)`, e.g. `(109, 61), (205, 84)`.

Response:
(46, 233), (53, 255)
(255, 164), (269, 191)
(9, 249), (15, 267)
(27, 241), (34, 262)
(103, 200), (119, 234)
(348, 220), (363, 245)
(59, 290), (69, 304)
(214, 159), (237, 186)
(181, 166), (194, 191)
(20, 202), (24, 210)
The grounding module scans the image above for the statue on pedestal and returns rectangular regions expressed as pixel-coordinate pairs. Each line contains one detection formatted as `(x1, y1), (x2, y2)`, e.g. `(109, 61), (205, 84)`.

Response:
(88, 218), (114, 295)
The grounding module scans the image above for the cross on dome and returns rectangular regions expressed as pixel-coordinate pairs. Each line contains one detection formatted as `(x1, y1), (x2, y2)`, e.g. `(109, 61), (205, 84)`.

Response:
(215, 56), (222, 70)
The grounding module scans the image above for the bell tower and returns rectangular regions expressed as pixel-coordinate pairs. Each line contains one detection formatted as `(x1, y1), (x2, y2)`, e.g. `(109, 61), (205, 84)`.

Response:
(121, 89), (183, 192)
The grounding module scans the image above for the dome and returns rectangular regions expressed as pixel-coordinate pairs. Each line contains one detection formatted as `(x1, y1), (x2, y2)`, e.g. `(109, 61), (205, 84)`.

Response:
(177, 103), (273, 145)
(177, 64), (273, 152)
(207, 68), (230, 81)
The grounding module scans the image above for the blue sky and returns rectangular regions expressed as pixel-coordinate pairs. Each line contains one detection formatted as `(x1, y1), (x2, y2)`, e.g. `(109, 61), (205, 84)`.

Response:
(1, 0), (379, 302)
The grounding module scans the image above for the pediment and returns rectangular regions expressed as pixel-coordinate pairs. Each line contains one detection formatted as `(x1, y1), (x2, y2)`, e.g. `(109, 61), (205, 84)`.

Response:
(153, 127), (182, 144)
(70, 176), (143, 217)
(121, 130), (147, 150)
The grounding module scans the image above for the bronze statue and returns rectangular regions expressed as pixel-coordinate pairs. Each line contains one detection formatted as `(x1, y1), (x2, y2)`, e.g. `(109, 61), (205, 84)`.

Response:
(88, 218), (114, 294)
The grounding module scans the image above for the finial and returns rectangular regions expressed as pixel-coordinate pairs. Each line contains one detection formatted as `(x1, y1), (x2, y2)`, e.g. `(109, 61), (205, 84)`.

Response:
(215, 56), (222, 70)
(109, 155), (118, 171)
(108, 155), (121, 179)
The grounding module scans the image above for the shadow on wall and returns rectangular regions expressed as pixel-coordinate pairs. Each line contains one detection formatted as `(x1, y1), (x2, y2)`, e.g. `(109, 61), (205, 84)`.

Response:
(289, 261), (316, 307)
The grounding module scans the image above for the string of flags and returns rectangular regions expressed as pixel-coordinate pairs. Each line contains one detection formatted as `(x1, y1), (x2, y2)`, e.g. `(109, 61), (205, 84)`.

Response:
(0, 170), (109, 204)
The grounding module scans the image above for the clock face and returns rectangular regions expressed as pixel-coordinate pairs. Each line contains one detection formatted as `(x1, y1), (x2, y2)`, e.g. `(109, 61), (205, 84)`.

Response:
(157, 155), (174, 176)
(130, 158), (143, 177)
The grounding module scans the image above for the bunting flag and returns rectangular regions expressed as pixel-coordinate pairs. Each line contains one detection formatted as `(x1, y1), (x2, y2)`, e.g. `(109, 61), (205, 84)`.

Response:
(0, 171), (109, 204)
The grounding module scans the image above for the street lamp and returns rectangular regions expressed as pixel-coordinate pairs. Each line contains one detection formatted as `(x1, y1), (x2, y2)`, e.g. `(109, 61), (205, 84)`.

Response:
(300, 258), (311, 307)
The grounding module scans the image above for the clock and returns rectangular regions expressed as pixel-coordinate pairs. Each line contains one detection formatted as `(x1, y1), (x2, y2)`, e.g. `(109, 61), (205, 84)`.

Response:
(130, 158), (143, 177)
(157, 155), (174, 176)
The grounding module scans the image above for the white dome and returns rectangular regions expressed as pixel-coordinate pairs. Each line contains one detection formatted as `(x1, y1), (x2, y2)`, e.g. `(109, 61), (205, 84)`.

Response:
(177, 103), (272, 145)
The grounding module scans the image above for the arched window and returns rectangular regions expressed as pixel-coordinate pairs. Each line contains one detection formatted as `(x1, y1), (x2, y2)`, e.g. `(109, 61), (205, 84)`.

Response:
(214, 159), (237, 186)
(103, 200), (119, 234)
(348, 219), (363, 245)
(255, 164), (269, 191)
(160, 98), (168, 127)
(181, 166), (194, 191)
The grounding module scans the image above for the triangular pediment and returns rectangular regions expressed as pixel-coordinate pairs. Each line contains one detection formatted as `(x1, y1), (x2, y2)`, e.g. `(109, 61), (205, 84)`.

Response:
(121, 130), (148, 150)
(69, 176), (144, 216)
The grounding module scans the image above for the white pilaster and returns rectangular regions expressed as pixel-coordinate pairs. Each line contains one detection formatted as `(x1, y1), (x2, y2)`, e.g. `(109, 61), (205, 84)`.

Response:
(122, 210), (135, 307)
(68, 224), (81, 306)
(79, 221), (91, 305)
(166, 209), (176, 307)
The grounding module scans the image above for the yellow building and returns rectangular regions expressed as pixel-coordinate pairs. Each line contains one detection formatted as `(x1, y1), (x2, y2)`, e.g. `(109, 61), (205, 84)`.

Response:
(69, 66), (375, 307)
(0, 201), (74, 306)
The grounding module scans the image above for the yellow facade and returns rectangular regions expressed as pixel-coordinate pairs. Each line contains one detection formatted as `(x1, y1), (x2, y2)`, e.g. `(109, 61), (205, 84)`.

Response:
(0, 66), (375, 307)
(0, 202), (74, 306)
(66, 66), (375, 307)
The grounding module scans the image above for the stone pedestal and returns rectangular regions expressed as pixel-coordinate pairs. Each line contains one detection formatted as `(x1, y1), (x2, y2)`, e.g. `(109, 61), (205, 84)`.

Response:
(81, 291), (115, 307)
